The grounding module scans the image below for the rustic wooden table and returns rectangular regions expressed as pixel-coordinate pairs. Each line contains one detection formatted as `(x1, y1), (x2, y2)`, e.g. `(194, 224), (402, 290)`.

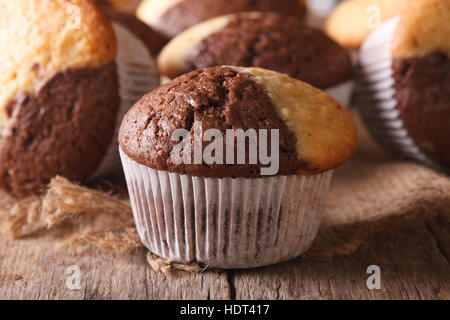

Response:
(0, 212), (448, 300)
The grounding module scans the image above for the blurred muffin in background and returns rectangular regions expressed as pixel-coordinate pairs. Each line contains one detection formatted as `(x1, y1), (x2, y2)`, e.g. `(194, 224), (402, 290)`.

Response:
(0, 0), (119, 197)
(137, 0), (307, 40)
(158, 12), (353, 106)
(356, 0), (450, 170)
(95, 0), (167, 54)
(325, 0), (410, 49)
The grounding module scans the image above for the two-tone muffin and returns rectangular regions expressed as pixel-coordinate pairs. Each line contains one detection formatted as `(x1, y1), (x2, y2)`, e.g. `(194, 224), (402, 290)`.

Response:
(0, 0), (159, 197)
(137, 0), (307, 40)
(0, 0), (119, 197)
(325, 0), (410, 49)
(118, 66), (357, 268)
(158, 12), (353, 106)
(356, 0), (450, 170)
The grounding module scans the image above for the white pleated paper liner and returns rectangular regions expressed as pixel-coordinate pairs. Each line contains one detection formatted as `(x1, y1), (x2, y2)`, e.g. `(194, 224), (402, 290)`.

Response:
(355, 16), (439, 169)
(325, 80), (354, 108)
(119, 148), (333, 269)
(92, 23), (160, 179)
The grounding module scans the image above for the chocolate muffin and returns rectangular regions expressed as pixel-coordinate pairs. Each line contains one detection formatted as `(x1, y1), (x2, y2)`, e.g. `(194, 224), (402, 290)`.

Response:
(0, 0), (119, 197)
(158, 12), (352, 91)
(137, 0), (307, 40)
(95, 0), (168, 54)
(325, 0), (410, 49)
(356, 0), (450, 169)
(119, 66), (357, 268)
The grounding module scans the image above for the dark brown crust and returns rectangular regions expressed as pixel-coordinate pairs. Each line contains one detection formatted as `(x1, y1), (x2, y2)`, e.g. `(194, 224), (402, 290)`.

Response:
(0, 63), (120, 197)
(156, 0), (306, 38)
(393, 51), (450, 168)
(184, 15), (352, 89)
(119, 66), (302, 177)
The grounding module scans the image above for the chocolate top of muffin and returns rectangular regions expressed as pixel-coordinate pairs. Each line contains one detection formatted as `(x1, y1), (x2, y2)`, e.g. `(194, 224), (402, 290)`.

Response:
(137, 0), (306, 39)
(119, 66), (357, 177)
(158, 13), (352, 89)
(0, 64), (119, 197)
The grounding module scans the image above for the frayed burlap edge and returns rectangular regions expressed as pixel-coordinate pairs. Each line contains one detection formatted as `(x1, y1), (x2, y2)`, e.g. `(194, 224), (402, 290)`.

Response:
(146, 252), (208, 273)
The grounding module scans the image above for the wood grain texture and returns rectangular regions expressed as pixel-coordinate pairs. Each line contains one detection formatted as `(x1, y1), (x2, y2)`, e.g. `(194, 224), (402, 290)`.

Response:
(0, 217), (448, 300)
(232, 220), (450, 300)
(0, 234), (230, 300)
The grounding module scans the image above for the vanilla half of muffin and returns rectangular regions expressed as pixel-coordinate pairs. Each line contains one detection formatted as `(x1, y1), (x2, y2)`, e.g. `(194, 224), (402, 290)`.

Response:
(325, 0), (410, 49)
(357, 0), (450, 170)
(0, 0), (119, 197)
(118, 66), (357, 268)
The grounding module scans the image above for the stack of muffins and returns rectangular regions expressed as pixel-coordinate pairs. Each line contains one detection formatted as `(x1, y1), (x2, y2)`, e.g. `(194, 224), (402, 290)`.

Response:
(3, 0), (447, 269)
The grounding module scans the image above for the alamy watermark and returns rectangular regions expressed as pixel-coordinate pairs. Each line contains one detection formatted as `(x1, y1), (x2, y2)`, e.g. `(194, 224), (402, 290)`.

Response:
(366, 265), (381, 290)
(366, 5), (381, 30)
(66, 265), (81, 291)
(171, 121), (280, 176)
(66, 4), (82, 30)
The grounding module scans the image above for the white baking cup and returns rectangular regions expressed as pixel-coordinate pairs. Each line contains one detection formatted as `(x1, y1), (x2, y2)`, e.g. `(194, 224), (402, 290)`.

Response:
(92, 23), (160, 178)
(355, 16), (438, 168)
(325, 80), (354, 107)
(119, 148), (333, 269)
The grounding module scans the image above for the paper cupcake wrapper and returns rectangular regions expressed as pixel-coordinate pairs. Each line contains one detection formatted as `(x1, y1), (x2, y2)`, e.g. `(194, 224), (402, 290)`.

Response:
(325, 80), (354, 107)
(92, 23), (160, 179)
(355, 16), (438, 168)
(119, 148), (333, 269)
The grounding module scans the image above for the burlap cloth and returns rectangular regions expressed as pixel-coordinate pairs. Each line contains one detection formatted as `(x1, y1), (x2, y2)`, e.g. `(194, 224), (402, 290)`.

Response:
(0, 110), (449, 272)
